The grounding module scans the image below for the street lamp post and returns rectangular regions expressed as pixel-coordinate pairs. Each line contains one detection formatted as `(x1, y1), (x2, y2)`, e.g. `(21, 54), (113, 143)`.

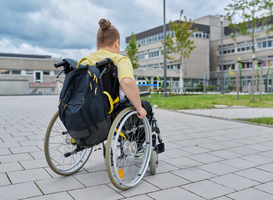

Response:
(220, 15), (224, 94)
(163, 0), (167, 98)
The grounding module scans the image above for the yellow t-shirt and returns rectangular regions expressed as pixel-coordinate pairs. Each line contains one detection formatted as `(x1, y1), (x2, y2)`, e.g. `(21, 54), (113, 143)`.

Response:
(80, 50), (134, 82)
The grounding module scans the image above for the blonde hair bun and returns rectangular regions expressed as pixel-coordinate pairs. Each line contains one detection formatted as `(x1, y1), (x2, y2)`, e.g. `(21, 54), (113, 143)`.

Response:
(99, 19), (111, 30)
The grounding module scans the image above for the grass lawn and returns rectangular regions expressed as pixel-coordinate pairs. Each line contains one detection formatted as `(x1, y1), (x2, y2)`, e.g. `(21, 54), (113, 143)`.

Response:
(141, 94), (273, 110)
(237, 117), (273, 125)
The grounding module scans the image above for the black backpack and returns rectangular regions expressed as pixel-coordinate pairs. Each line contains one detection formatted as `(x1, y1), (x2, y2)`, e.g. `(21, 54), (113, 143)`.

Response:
(58, 58), (119, 147)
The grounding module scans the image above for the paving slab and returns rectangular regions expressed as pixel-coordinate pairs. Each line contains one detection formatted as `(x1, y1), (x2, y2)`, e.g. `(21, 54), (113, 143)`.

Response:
(0, 96), (273, 199)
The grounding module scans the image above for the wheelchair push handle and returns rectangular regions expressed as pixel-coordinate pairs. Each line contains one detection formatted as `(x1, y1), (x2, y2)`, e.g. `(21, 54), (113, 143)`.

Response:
(96, 58), (113, 71)
(54, 60), (72, 78)
(54, 61), (67, 68)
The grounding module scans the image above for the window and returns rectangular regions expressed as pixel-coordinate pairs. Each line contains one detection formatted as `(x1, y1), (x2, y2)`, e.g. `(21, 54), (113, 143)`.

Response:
(257, 43), (262, 48)
(26, 70), (33, 75)
(262, 41), (267, 48)
(11, 70), (20, 75)
(149, 51), (159, 58)
(173, 64), (179, 69)
(0, 70), (10, 74)
(223, 50), (227, 54)
(237, 41), (245, 45)
(268, 41), (272, 47)
(138, 54), (146, 60)
(231, 49), (235, 53)
(147, 37), (151, 44)
(237, 48), (241, 52)
(242, 47), (245, 51)
(148, 63), (159, 67)
(142, 38), (146, 45)
(247, 62), (252, 68)
(44, 71), (50, 75)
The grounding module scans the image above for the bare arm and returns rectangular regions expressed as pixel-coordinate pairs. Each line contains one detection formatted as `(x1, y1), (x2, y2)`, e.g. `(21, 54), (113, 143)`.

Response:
(120, 77), (147, 119)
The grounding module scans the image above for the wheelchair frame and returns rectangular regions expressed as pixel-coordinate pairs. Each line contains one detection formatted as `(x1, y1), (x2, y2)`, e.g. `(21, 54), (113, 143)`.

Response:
(43, 58), (164, 190)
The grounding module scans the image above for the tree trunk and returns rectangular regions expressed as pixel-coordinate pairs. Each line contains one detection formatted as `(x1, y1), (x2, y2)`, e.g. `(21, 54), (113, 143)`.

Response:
(179, 57), (184, 90)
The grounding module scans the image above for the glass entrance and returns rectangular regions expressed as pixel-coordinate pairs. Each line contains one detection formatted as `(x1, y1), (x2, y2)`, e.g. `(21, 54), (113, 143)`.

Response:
(34, 71), (43, 83)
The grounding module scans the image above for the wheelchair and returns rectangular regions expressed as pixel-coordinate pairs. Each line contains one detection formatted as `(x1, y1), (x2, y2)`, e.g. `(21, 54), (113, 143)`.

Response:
(44, 58), (165, 190)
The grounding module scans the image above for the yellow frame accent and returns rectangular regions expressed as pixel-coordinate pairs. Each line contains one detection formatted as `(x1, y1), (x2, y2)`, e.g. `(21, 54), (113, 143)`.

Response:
(103, 91), (114, 114)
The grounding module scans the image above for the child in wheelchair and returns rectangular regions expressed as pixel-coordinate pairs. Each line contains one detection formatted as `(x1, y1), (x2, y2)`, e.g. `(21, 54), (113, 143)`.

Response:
(83, 17), (164, 157)
(44, 18), (164, 190)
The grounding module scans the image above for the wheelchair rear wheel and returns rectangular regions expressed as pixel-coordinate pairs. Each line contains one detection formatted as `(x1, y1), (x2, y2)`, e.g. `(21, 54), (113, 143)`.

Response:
(44, 111), (92, 175)
(106, 107), (152, 190)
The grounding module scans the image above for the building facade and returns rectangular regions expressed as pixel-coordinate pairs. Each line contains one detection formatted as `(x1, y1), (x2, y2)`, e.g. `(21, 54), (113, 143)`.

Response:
(0, 53), (63, 95)
(122, 15), (273, 92)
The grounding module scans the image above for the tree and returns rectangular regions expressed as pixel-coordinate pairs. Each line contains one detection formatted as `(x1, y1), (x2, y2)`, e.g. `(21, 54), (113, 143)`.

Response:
(225, 0), (273, 101)
(161, 10), (197, 88)
(125, 32), (141, 69)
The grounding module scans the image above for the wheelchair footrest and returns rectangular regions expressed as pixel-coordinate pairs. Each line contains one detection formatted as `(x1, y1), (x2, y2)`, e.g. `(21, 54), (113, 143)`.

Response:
(156, 143), (165, 154)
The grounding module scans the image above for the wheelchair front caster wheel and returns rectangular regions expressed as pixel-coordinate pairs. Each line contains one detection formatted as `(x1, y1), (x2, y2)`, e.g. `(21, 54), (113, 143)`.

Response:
(150, 150), (158, 175)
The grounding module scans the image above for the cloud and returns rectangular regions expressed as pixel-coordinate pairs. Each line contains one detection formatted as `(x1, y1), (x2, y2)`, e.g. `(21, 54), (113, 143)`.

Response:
(0, 0), (233, 58)
(0, 38), (96, 60)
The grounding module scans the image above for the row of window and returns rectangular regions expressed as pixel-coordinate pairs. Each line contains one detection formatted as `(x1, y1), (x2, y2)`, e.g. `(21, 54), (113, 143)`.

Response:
(138, 50), (161, 60)
(219, 40), (273, 55)
(193, 32), (209, 39)
(0, 70), (59, 75)
(0, 70), (21, 75)
(221, 64), (236, 71)
(220, 56), (273, 71)
(136, 30), (209, 46)
(139, 63), (180, 70)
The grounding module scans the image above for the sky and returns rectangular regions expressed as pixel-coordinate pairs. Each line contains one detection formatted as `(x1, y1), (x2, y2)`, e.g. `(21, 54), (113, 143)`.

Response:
(0, 0), (232, 60)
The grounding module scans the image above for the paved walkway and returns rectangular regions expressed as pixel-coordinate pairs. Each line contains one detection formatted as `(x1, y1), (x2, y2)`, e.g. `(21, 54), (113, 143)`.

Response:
(1, 96), (273, 200)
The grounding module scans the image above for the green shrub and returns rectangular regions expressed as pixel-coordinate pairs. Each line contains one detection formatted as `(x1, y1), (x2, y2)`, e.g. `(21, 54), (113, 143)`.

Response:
(228, 85), (234, 91)
(196, 84), (203, 92)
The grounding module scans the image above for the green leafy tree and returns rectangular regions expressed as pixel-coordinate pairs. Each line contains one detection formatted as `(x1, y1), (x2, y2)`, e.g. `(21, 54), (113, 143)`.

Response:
(225, 0), (273, 101)
(161, 10), (197, 88)
(125, 32), (141, 69)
